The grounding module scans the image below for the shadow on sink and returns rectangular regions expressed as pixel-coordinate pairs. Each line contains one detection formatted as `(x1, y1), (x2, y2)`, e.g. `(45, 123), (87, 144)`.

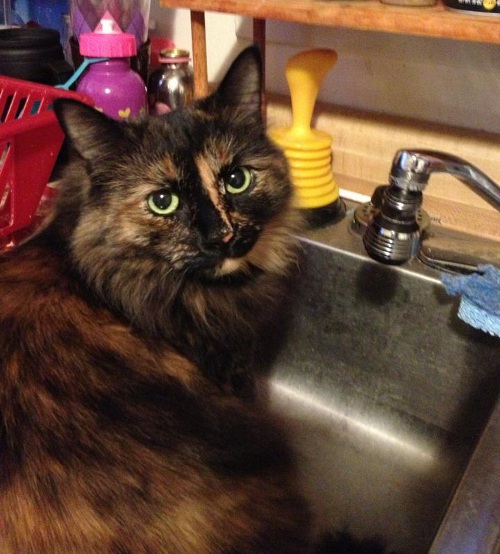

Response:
(269, 218), (499, 554)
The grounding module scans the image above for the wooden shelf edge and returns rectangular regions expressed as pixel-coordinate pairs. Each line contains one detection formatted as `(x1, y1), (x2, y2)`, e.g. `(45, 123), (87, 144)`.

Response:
(160, 0), (500, 45)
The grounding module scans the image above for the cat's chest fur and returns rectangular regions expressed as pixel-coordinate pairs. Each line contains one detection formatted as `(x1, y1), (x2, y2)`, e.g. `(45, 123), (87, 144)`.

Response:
(0, 242), (193, 378)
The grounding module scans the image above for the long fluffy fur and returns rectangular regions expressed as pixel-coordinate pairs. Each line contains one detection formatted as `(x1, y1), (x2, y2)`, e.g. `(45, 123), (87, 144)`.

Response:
(0, 46), (313, 553)
(0, 47), (393, 554)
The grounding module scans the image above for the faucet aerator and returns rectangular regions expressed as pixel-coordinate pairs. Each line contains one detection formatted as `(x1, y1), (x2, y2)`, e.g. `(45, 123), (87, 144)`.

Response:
(360, 149), (500, 266)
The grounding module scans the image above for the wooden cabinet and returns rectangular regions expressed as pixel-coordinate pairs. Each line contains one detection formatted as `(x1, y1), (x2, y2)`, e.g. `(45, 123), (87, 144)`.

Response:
(159, 0), (500, 96)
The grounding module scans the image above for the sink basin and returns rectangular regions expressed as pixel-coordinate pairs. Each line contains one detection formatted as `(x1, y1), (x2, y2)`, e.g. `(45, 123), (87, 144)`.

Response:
(269, 204), (500, 554)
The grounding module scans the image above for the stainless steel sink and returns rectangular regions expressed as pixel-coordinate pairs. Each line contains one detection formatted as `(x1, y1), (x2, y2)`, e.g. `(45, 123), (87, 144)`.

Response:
(269, 203), (500, 554)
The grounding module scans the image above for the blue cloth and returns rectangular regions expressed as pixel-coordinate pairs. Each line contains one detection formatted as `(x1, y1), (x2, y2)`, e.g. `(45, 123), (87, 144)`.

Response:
(442, 264), (500, 337)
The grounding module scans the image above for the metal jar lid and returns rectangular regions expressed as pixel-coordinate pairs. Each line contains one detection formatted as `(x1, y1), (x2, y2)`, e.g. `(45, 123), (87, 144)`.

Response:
(158, 49), (190, 64)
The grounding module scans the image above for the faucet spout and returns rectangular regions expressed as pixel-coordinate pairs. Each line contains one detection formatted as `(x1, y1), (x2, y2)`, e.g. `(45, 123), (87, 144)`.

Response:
(362, 149), (500, 265)
(390, 149), (500, 208)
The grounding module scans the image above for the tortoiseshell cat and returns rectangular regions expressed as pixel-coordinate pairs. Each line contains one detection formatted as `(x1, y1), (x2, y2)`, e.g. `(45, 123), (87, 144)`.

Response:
(0, 45), (312, 554)
(0, 46), (391, 554)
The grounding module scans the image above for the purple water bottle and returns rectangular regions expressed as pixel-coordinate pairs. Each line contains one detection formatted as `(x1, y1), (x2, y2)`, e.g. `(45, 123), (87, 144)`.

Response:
(77, 11), (147, 120)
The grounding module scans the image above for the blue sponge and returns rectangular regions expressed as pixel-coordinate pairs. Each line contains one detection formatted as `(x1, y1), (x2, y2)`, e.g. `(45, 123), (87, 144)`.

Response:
(442, 264), (500, 337)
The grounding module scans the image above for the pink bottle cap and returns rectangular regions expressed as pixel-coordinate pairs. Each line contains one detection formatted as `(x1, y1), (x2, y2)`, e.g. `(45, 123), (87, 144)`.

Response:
(79, 11), (137, 58)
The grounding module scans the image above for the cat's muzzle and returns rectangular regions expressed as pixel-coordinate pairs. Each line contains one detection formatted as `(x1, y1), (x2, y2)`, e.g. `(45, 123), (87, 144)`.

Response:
(200, 226), (259, 261)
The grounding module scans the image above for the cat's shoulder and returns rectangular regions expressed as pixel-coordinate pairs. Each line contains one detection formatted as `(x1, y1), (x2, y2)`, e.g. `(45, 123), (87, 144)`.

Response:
(0, 238), (81, 320)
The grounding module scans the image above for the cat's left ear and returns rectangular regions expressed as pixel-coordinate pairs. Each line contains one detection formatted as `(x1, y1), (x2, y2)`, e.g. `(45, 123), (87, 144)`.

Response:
(209, 45), (263, 121)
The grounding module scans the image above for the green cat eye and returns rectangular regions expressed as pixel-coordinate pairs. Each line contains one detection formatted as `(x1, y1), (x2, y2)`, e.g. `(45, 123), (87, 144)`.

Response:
(224, 167), (253, 195)
(147, 190), (180, 215)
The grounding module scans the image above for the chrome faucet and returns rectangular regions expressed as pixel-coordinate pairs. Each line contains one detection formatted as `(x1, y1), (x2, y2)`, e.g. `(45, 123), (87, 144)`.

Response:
(356, 149), (500, 267)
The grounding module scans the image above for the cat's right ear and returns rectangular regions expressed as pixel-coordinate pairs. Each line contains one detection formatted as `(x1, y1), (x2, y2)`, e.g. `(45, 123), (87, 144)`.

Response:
(53, 99), (123, 161)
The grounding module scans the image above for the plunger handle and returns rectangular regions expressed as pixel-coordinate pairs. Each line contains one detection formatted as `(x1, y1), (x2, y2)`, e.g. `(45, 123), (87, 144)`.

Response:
(286, 49), (338, 137)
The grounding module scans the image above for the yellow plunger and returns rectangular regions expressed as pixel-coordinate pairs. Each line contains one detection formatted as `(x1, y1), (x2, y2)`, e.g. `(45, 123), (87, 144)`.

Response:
(269, 49), (341, 215)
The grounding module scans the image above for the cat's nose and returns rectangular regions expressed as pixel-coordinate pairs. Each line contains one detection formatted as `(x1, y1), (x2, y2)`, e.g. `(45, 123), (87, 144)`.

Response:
(221, 231), (234, 244)
(201, 228), (255, 259)
(200, 226), (234, 253)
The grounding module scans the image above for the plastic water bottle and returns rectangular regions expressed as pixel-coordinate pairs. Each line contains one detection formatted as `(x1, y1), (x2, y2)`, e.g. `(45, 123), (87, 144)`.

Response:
(76, 11), (147, 120)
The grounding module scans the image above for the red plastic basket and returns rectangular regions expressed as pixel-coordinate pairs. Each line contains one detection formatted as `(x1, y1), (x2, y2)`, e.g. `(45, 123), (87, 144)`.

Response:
(0, 76), (92, 248)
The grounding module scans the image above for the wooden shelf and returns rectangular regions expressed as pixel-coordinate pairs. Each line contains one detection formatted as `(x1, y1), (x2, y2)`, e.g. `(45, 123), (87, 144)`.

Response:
(160, 0), (500, 45)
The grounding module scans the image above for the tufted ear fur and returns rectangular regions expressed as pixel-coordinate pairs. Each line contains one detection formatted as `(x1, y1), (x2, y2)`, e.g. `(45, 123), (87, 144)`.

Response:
(53, 99), (125, 161)
(200, 45), (263, 122)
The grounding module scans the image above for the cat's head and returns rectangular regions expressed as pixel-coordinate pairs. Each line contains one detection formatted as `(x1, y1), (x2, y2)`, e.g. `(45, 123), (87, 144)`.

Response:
(53, 46), (298, 300)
